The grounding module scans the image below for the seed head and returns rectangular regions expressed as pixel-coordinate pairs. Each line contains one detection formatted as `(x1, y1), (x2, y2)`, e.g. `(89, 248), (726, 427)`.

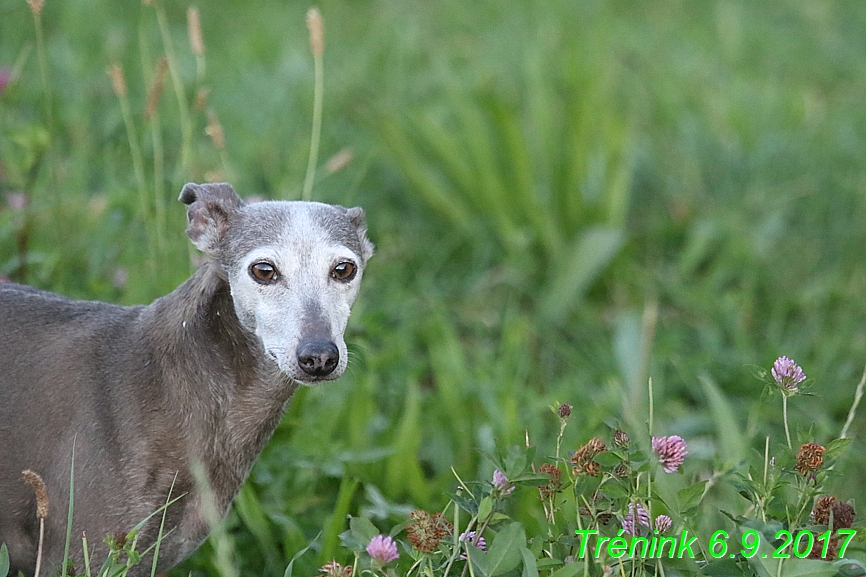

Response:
(194, 87), (211, 111)
(205, 110), (225, 150)
(306, 7), (324, 56)
(21, 469), (48, 519)
(613, 429), (630, 449)
(557, 403), (572, 418)
(145, 57), (169, 120)
(325, 149), (353, 174)
(187, 7), (205, 57)
(652, 435), (688, 473)
(108, 64), (127, 98)
(772, 356), (806, 392)
(27, 0), (44, 16)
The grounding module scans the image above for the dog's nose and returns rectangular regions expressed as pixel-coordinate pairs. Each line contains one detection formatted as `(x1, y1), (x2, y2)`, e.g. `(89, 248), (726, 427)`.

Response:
(296, 340), (339, 377)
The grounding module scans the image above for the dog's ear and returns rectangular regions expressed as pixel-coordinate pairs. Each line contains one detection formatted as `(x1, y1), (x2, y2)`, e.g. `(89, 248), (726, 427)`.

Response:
(179, 183), (244, 253)
(345, 206), (375, 262)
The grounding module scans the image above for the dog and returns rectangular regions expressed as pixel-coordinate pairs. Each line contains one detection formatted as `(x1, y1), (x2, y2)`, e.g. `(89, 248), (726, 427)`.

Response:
(0, 183), (373, 575)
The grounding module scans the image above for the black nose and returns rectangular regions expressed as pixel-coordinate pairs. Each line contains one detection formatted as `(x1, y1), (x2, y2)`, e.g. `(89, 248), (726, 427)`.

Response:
(296, 340), (339, 377)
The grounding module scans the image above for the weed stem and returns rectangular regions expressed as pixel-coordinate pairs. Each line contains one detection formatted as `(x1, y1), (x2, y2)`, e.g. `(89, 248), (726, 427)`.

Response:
(154, 1), (193, 181)
(840, 362), (866, 439)
(303, 8), (325, 201)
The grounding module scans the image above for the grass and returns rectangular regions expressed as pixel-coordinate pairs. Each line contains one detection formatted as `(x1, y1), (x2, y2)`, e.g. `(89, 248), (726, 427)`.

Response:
(1, 0), (865, 575)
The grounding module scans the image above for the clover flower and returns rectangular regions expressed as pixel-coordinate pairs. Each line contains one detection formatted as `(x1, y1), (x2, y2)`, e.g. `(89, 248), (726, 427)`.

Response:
(772, 356), (806, 393)
(622, 503), (650, 536)
(613, 429), (630, 449)
(0, 68), (11, 93)
(652, 435), (688, 473)
(459, 530), (487, 559)
(366, 534), (399, 564)
(557, 403), (572, 418)
(654, 514), (672, 533)
(492, 470), (515, 495)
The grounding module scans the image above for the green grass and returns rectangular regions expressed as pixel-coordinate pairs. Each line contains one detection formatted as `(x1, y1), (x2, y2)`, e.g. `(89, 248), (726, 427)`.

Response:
(1, 0), (865, 575)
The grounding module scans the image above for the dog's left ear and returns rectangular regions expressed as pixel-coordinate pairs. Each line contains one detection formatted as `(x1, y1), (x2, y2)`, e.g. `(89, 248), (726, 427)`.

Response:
(345, 206), (375, 262)
(179, 182), (244, 253)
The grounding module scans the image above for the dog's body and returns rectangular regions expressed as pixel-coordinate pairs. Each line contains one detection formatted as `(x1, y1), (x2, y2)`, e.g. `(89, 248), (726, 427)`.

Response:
(0, 183), (373, 576)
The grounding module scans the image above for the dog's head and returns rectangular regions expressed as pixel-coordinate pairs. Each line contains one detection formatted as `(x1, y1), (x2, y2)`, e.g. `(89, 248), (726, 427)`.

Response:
(179, 182), (373, 384)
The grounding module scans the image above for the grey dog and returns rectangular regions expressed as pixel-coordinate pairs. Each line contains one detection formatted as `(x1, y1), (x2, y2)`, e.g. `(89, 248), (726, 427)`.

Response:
(0, 183), (373, 575)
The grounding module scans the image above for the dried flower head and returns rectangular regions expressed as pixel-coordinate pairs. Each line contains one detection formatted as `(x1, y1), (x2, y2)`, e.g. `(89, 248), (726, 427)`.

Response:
(406, 509), (452, 553)
(612, 463), (629, 478)
(538, 463), (563, 498)
(586, 437), (607, 455)
(808, 537), (839, 561)
(557, 403), (572, 418)
(571, 437), (607, 476)
(652, 435), (688, 473)
(317, 560), (352, 577)
(831, 501), (856, 529)
(21, 469), (48, 519)
(654, 514), (672, 533)
(622, 503), (650, 536)
(613, 429), (630, 449)
(812, 495), (856, 529)
(772, 356), (806, 392)
(812, 495), (836, 525)
(795, 442), (825, 476)
(366, 534), (399, 564)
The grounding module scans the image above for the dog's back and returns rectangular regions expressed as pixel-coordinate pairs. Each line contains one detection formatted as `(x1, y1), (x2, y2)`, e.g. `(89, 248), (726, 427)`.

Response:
(0, 283), (154, 573)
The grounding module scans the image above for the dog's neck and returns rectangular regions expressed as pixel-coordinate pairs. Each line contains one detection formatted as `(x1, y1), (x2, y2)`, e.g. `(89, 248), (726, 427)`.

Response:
(141, 262), (299, 516)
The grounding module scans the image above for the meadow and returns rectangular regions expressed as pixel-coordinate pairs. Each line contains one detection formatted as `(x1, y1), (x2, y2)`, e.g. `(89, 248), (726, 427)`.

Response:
(1, 1), (864, 575)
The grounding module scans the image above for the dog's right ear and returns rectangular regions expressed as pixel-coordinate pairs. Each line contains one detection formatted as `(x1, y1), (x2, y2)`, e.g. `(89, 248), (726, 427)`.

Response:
(179, 183), (244, 253)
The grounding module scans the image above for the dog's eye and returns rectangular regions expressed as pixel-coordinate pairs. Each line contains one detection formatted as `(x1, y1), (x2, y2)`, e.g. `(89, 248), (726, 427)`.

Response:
(250, 262), (278, 283)
(331, 261), (357, 282)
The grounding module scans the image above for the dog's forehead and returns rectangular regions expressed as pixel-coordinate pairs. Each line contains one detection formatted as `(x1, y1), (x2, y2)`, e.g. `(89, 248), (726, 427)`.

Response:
(230, 200), (362, 256)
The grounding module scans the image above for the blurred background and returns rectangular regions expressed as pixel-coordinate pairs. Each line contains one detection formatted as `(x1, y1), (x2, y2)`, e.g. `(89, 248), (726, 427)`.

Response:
(1, 0), (865, 574)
